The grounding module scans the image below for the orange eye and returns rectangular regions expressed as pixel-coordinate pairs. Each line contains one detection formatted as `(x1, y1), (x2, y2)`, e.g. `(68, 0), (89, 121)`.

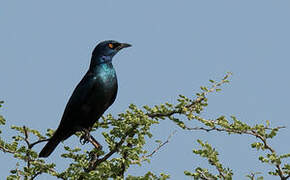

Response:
(108, 43), (114, 49)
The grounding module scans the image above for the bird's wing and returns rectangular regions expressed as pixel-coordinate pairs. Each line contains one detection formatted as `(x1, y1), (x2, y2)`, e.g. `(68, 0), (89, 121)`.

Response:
(40, 72), (100, 157)
(57, 72), (98, 129)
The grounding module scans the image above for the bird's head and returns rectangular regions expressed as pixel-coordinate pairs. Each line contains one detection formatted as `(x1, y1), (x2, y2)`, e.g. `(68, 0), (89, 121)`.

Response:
(92, 40), (131, 64)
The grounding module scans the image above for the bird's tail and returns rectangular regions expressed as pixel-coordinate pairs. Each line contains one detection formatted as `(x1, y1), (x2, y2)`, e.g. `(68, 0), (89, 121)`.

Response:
(39, 131), (63, 158)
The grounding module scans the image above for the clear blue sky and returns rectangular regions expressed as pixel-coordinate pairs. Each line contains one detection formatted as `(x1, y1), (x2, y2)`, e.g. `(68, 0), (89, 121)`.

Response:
(1, 1), (289, 179)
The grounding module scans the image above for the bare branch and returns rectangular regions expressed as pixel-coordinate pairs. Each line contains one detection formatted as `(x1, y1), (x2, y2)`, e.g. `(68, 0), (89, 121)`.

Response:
(29, 139), (49, 149)
(132, 130), (177, 164)
(23, 126), (31, 169)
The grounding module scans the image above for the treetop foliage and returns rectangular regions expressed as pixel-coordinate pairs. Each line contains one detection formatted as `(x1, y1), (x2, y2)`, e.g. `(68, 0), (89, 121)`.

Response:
(0, 73), (289, 180)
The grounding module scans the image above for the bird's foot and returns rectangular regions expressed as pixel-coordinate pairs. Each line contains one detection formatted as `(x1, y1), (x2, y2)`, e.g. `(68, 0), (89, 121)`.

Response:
(80, 129), (90, 145)
(80, 129), (102, 150)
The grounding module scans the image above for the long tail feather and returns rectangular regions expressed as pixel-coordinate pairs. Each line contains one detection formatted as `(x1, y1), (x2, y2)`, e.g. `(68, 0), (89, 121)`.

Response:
(39, 132), (62, 158)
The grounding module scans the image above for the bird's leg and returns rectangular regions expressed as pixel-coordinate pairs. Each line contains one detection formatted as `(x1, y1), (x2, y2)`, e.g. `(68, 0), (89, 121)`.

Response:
(80, 128), (102, 150)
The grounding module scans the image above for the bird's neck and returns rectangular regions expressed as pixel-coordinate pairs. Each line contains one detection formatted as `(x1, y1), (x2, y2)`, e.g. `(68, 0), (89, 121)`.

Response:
(89, 58), (115, 75)
(89, 55), (112, 70)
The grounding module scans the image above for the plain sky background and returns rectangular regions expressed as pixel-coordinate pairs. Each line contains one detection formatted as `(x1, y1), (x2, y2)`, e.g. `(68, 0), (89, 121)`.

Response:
(1, 1), (290, 179)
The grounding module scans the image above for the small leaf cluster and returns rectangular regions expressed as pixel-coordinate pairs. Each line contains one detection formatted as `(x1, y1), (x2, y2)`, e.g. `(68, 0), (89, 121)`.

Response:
(185, 139), (233, 180)
(2, 125), (57, 179)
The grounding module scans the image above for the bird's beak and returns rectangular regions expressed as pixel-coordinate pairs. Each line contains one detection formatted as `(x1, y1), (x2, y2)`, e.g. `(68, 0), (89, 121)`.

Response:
(116, 43), (132, 51)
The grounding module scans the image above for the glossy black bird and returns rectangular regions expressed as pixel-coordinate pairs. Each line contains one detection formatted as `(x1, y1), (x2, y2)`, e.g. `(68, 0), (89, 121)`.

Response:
(39, 40), (131, 157)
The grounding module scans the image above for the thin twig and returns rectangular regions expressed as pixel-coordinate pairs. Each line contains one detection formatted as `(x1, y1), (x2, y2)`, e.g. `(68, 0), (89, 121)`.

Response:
(30, 172), (42, 180)
(132, 130), (177, 164)
(29, 139), (49, 149)
(196, 169), (215, 180)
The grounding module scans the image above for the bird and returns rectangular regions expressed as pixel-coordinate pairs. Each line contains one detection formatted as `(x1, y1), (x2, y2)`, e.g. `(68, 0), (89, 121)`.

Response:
(39, 40), (131, 157)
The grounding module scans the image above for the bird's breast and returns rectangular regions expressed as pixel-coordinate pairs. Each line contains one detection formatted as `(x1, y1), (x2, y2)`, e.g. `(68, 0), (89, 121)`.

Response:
(83, 64), (117, 114)
(96, 64), (117, 88)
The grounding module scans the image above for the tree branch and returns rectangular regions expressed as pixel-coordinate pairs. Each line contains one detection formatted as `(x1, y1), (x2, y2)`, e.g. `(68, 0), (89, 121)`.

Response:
(147, 73), (231, 119)
(0, 146), (17, 154)
(187, 125), (287, 179)
(23, 126), (31, 169)
(85, 124), (138, 172)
